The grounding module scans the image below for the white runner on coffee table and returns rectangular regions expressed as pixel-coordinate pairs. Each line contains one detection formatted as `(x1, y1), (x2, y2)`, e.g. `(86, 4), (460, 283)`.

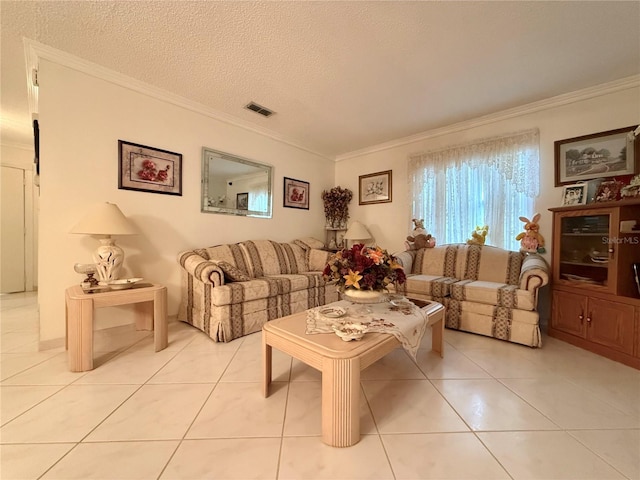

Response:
(306, 299), (429, 360)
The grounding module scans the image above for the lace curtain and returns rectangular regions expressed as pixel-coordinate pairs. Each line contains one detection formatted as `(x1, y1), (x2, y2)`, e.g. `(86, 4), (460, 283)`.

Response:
(408, 129), (540, 250)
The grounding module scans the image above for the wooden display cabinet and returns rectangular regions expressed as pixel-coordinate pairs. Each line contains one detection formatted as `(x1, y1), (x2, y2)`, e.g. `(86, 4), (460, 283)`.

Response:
(549, 198), (640, 368)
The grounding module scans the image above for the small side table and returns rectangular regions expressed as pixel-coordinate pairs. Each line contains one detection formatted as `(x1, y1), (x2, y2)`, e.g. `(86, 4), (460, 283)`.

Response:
(65, 283), (168, 372)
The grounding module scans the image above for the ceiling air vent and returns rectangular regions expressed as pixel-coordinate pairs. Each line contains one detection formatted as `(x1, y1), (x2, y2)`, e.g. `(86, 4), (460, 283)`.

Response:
(245, 101), (275, 117)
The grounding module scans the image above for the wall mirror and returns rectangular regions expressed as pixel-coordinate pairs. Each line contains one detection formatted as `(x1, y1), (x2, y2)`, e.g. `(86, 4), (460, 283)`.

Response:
(201, 147), (272, 218)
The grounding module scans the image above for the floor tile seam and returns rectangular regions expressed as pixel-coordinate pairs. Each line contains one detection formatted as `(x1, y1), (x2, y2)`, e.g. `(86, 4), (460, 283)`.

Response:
(74, 383), (147, 444)
(423, 376), (481, 433)
(359, 382), (381, 437)
(0, 353), (69, 383)
(374, 432), (398, 479)
(562, 376), (640, 417)
(30, 441), (79, 480)
(139, 330), (226, 386)
(440, 347), (494, 377)
(497, 375), (639, 423)
(564, 429), (637, 480)
(493, 377), (564, 430)
(150, 438), (183, 480)
(174, 371), (225, 447)
(471, 430), (516, 480)
(0, 384), (67, 427)
(274, 379), (292, 480)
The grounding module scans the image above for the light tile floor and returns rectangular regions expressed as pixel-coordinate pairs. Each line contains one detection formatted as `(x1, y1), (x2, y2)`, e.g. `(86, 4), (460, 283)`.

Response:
(1, 291), (639, 479)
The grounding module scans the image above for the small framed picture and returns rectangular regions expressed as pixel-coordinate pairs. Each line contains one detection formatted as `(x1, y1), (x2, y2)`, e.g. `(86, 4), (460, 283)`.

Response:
(119, 140), (182, 196)
(594, 179), (623, 202)
(359, 170), (392, 205)
(236, 192), (249, 210)
(561, 183), (587, 206)
(283, 177), (309, 210)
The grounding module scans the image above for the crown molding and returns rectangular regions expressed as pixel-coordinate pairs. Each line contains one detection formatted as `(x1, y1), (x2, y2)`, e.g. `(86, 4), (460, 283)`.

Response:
(23, 39), (332, 161)
(336, 75), (640, 162)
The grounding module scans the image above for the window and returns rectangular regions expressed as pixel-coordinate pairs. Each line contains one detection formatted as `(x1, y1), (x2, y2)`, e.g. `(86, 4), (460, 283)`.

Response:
(408, 129), (539, 251)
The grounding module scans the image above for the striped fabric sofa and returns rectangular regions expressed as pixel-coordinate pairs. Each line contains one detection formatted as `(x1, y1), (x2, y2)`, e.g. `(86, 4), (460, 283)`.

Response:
(394, 244), (549, 347)
(177, 239), (337, 342)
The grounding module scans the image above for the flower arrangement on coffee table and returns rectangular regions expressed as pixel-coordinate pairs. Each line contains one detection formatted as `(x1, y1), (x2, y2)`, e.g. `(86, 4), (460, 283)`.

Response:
(322, 244), (406, 297)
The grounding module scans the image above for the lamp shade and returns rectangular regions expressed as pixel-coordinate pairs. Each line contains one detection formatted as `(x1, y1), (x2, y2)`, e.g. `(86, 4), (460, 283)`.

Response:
(70, 202), (137, 236)
(344, 221), (372, 241)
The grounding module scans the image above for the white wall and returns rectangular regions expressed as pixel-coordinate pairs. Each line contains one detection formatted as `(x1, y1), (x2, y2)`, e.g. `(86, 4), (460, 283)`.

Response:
(335, 87), (640, 258)
(38, 60), (335, 343)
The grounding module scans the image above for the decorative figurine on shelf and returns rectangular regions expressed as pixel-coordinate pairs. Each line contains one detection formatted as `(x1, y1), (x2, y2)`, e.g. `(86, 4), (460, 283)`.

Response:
(466, 225), (489, 246)
(74, 263), (100, 290)
(515, 214), (545, 254)
(404, 218), (436, 250)
(621, 174), (640, 199)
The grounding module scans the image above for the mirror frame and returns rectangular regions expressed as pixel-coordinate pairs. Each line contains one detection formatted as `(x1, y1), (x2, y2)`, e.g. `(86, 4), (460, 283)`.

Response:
(201, 147), (273, 218)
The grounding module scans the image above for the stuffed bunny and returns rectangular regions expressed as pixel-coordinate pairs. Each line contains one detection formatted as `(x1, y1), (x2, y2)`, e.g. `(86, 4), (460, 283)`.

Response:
(466, 225), (489, 245)
(516, 214), (545, 253)
(405, 219), (436, 249)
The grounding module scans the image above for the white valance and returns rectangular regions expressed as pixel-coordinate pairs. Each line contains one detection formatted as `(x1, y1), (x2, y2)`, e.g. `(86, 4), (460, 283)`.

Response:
(409, 129), (540, 197)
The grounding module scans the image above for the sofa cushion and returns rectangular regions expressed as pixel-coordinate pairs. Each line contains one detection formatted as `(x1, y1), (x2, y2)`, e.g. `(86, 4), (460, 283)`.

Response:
(240, 240), (309, 276)
(211, 273), (326, 306)
(412, 245), (458, 276)
(444, 299), (542, 347)
(456, 245), (523, 285)
(308, 248), (331, 271)
(202, 244), (252, 274)
(217, 261), (251, 282)
(404, 274), (458, 298)
(450, 279), (535, 311)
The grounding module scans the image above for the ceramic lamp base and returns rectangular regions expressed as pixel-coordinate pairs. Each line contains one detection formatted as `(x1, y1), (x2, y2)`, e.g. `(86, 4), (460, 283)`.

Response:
(93, 237), (124, 282)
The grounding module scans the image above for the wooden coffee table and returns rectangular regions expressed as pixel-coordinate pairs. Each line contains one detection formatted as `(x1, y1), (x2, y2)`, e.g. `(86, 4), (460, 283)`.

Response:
(262, 299), (444, 447)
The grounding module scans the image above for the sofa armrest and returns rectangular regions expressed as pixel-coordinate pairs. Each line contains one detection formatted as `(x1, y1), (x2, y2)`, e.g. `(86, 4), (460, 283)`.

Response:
(519, 254), (549, 292)
(393, 250), (415, 274)
(178, 250), (225, 286)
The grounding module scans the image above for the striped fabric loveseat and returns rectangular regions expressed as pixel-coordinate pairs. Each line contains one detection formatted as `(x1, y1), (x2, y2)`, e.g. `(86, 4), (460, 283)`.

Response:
(177, 239), (337, 342)
(394, 244), (549, 347)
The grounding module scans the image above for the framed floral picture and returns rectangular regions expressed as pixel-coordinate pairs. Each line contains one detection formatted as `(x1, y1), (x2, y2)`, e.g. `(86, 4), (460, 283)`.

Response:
(283, 177), (309, 209)
(554, 126), (638, 186)
(118, 140), (182, 196)
(359, 170), (392, 205)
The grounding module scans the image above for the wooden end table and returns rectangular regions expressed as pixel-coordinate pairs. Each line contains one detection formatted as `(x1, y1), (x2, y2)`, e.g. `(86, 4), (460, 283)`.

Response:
(262, 300), (444, 447)
(65, 283), (168, 372)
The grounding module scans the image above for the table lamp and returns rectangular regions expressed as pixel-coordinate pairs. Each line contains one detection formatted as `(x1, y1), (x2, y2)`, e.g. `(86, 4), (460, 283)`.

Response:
(70, 202), (137, 282)
(343, 221), (372, 247)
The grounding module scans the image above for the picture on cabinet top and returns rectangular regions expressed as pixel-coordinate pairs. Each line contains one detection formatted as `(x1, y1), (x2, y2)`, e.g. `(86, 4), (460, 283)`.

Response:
(561, 183), (587, 206)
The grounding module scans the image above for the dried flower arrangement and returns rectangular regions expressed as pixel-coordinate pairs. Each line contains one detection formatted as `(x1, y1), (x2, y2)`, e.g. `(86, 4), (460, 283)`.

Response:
(322, 244), (406, 292)
(321, 186), (353, 228)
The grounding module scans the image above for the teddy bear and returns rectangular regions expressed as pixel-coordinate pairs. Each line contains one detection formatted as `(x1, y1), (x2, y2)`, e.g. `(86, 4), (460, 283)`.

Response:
(515, 214), (545, 253)
(405, 218), (436, 250)
(466, 225), (489, 245)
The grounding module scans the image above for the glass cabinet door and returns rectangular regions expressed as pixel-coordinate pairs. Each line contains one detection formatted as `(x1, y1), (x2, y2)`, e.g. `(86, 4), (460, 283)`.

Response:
(558, 214), (611, 288)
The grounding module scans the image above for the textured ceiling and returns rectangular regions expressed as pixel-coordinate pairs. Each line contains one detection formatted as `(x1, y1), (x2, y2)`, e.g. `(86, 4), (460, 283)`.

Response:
(2, 1), (639, 158)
